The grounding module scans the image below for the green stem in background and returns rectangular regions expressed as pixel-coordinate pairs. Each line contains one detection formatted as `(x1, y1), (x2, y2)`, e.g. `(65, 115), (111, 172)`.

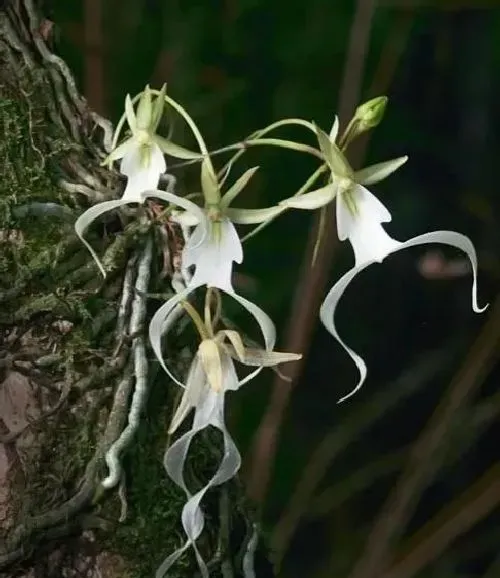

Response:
(217, 117), (318, 179)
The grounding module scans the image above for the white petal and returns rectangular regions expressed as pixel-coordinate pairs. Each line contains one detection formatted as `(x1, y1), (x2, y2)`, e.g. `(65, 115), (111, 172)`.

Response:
(75, 199), (140, 278)
(119, 142), (141, 177)
(399, 230), (488, 313)
(198, 339), (223, 392)
(183, 218), (243, 292)
(233, 348), (302, 367)
(225, 291), (276, 386)
(141, 189), (207, 250)
(217, 330), (246, 362)
(160, 391), (241, 578)
(106, 137), (135, 164)
(120, 143), (166, 201)
(168, 357), (205, 434)
(220, 349), (240, 391)
(319, 264), (371, 403)
(148, 285), (197, 387)
(320, 229), (487, 403)
(336, 184), (391, 240)
(149, 141), (168, 174)
(337, 185), (400, 265)
(171, 210), (200, 227)
(354, 156), (408, 186)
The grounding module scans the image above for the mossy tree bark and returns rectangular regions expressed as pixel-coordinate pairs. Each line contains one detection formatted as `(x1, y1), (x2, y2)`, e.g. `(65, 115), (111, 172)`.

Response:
(0, 2), (261, 577)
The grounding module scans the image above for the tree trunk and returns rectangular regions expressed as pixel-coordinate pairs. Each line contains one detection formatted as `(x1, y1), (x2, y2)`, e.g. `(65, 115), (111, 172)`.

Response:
(0, 2), (261, 577)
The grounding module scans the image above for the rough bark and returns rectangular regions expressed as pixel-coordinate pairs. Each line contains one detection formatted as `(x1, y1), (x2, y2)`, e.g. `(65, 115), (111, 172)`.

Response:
(0, 2), (260, 577)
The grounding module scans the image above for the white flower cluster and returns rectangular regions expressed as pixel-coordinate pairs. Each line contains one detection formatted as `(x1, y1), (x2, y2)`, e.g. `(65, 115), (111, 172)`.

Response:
(75, 88), (487, 577)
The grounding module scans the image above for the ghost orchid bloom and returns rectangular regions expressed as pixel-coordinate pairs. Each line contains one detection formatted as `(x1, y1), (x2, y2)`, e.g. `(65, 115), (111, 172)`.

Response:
(148, 161), (285, 377)
(75, 85), (203, 277)
(281, 117), (488, 403)
(156, 322), (301, 578)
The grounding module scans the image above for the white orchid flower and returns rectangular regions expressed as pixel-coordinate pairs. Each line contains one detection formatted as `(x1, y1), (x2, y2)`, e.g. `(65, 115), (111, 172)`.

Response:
(157, 329), (301, 578)
(75, 86), (204, 277)
(149, 160), (285, 378)
(281, 117), (488, 402)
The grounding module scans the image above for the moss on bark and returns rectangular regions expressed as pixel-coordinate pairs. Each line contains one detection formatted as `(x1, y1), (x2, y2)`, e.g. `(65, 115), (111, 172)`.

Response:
(0, 2), (261, 577)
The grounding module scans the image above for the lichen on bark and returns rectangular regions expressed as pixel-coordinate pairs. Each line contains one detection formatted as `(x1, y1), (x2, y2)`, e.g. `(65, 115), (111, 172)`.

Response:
(0, 2), (260, 577)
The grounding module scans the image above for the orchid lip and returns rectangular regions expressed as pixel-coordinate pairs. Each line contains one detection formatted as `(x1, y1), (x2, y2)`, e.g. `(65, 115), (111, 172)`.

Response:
(320, 228), (487, 403)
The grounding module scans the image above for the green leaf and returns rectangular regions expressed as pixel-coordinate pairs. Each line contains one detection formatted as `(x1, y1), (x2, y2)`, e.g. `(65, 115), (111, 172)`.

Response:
(220, 166), (259, 209)
(355, 156), (408, 186)
(153, 135), (203, 160)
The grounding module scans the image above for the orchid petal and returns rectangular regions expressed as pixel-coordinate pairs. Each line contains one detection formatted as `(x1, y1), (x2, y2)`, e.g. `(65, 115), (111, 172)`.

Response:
(336, 184), (395, 257)
(168, 357), (205, 434)
(141, 189), (207, 250)
(152, 134), (203, 160)
(400, 230), (488, 314)
(229, 347), (302, 367)
(148, 285), (198, 387)
(329, 115), (340, 141)
(220, 166), (260, 209)
(105, 136), (135, 164)
(75, 199), (139, 278)
(227, 291), (276, 386)
(171, 210), (200, 227)
(319, 264), (371, 403)
(354, 156), (408, 186)
(320, 229), (487, 403)
(220, 348), (240, 391)
(121, 144), (166, 201)
(136, 85), (153, 130)
(314, 124), (351, 178)
(120, 141), (166, 179)
(279, 183), (337, 210)
(226, 205), (284, 224)
(183, 219), (242, 292)
(159, 390), (241, 578)
(151, 83), (167, 132)
(217, 330), (246, 362)
(124, 95), (137, 133)
(201, 156), (219, 203)
(198, 339), (223, 392)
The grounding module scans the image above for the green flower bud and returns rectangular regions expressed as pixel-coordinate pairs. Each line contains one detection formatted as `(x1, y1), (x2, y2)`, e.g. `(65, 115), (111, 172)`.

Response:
(355, 96), (388, 131)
